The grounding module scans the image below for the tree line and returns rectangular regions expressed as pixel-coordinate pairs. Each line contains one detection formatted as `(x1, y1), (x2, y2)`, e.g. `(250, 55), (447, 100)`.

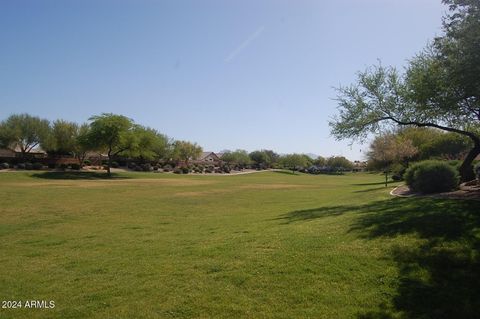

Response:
(0, 113), (202, 174)
(0, 113), (356, 174)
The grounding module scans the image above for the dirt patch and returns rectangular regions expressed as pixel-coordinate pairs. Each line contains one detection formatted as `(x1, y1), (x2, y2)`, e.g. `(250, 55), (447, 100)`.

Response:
(391, 183), (480, 201)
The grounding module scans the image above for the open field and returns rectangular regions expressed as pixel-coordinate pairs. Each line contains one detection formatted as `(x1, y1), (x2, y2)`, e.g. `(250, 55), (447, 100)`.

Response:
(1, 171), (479, 319)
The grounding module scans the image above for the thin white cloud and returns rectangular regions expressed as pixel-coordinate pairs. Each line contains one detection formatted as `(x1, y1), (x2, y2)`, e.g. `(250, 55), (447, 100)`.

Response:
(224, 26), (265, 63)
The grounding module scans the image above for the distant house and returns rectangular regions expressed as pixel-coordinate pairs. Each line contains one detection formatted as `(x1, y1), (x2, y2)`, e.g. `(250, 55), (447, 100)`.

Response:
(353, 160), (367, 172)
(0, 146), (47, 160)
(196, 152), (221, 163)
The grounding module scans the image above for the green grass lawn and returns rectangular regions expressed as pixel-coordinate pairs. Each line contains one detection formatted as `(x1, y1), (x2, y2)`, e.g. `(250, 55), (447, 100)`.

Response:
(0, 171), (479, 319)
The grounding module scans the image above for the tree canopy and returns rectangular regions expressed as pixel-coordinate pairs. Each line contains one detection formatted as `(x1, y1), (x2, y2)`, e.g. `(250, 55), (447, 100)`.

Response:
(330, 0), (480, 181)
(0, 114), (50, 158)
(172, 140), (203, 165)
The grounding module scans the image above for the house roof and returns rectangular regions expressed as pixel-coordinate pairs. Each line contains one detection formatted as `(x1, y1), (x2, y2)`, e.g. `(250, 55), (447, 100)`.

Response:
(0, 146), (46, 156)
(0, 148), (15, 157)
(198, 152), (220, 161)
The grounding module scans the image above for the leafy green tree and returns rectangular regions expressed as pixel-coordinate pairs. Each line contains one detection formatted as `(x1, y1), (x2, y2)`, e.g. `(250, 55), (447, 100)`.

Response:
(326, 156), (354, 171)
(221, 149), (251, 167)
(87, 113), (137, 174)
(0, 114), (50, 159)
(249, 150), (271, 168)
(367, 133), (418, 186)
(42, 120), (79, 155)
(279, 154), (309, 174)
(75, 123), (93, 167)
(172, 140), (202, 166)
(313, 156), (326, 166)
(330, 0), (480, 181)
(150, 132), (173, 163)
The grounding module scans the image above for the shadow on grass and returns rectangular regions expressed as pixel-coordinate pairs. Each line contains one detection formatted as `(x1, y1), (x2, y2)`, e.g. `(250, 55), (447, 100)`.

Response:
(351, 181), (396, 186)
(279, 198), (480, 319)
(31, 171), (131, 180)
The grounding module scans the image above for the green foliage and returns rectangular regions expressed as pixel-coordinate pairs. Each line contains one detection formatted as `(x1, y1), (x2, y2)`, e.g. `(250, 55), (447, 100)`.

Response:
(279, 154), (309, 173)
(221, 149), (251, 166)
(88, 113), (134, 156)
(313, 156), (326, 166)
(326, 156), (354, 171)
(0, 162), (10, 169)
(404, 160), (459, 194)
(16, 163), (25, 169)
(25, 162), (33, 170)
(330, 0), (480, 181)
(475, 162), (480, 180)
(0, 114), (50, 156)
(391, 163), (406, 181)
(367, 132), (418, 170)
(172, 140), (202, 164)
(249, 150), (275, 167)
(43, 120), (79, 155)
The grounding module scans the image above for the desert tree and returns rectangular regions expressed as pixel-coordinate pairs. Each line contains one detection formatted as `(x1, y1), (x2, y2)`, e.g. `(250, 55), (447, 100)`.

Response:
(279, 154), (309, 174)
(0, 114), (50, 159)
(172, 140), (203, 166)
(330, 0), (480, 181)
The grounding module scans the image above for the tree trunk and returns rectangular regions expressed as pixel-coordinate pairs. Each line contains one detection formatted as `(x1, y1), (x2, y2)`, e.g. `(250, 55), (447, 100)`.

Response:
(107, 156), (112, 175)
(459, 143), (480, 182)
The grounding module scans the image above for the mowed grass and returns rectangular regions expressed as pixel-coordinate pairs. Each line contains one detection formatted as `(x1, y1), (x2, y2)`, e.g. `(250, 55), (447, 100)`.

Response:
(0, 171), (479, 319)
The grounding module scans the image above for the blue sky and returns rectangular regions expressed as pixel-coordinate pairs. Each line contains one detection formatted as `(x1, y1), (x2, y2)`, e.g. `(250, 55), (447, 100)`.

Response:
(0, 0), (446, 160)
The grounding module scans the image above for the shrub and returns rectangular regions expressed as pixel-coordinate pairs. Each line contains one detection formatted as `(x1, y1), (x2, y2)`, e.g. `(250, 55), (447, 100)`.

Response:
(181, 166), (190, 174)
(25, 162), (33, 170)
(475, 162), (480, 180)
(0, 162), (9, 169)
(83, 159), (91, 166)
(142, 163), (152, 172)
(110, 161), (119, 168)
(17, 163), (26, 169)
(163, 167), (171, 173)
(48, 163), (56, 169)
(404, 160), (459, 194)
(205, 167), (213, 173)
(70, 163), (81, 170)
(32, 162), (43, 170)
(128, 162), (136, 169)
(60, 163), (69, 170)
(153, 166), (159, 171)
(173, 168), (182, 174)
(222, 165), (231, 173)
(134, 166), (143, 172)
(391, 163), (406, 181)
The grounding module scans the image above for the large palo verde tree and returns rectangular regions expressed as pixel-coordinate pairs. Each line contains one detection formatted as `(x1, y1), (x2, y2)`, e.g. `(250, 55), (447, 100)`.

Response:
(330, 0), (480, 182)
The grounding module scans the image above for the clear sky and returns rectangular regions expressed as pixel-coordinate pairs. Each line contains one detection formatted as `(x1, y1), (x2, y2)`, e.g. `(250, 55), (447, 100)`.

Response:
(0, 0), (446, 160)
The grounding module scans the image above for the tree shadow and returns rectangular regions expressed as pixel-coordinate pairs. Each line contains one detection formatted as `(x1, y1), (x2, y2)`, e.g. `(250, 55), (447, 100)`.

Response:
(274, 205), (355, 224)
(31, 171), (131, 180)
(351, 181), (396, 186)
(354, 186), (390, 193)
(279, 198), (480, 319)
